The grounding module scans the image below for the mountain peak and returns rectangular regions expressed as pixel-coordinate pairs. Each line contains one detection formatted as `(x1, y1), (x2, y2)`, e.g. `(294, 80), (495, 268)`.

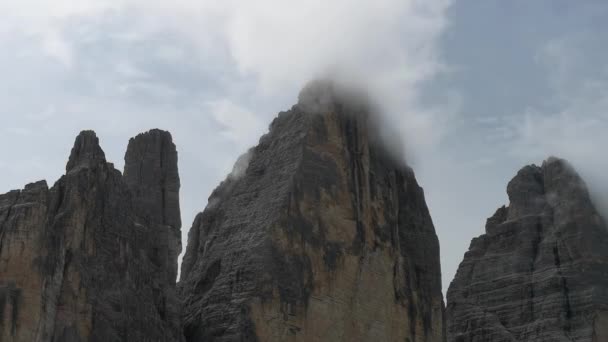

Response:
(179, 88), (444, 341)
(1, 129), (183, 341)
(123, 129), (180, 228)
(297, 78), (372, 115)
(448, 157), (608, 341)
(66, 130), (106, 172)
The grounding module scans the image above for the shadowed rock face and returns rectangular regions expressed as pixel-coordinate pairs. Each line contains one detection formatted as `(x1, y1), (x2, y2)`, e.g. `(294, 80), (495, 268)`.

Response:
(0, 130), (183, 341)
(124, 129), (182, 284)
(179, 81), (446, 342)
(447, 158), (608, 342)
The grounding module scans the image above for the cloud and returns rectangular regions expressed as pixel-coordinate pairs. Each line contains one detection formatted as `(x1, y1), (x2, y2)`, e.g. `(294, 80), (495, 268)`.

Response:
(1, 0), (455, 152)
(510, 35), (608, 217)
(207, 99), (266, 149)
(41, 31), (73, 66)
(0, 0), (455, 282)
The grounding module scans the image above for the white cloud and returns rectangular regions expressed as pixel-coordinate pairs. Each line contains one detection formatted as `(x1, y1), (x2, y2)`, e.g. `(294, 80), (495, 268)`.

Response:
(222, 0), (449, 90)
(41, 31), (73, 66)
(534, 37), (581, 90)
(511, 35), (608, 216)
(207, 99), (266, 150)
(1, 0), (454, 152)
(513, 36), (608, 158)
(26, 105), (57, 122)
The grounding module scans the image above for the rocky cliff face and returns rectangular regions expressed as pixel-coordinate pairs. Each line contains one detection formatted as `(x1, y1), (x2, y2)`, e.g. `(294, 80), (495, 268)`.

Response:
(179, 81), (446, 342)
(447, 158), (608, 342)
(0, 130), (183, 341)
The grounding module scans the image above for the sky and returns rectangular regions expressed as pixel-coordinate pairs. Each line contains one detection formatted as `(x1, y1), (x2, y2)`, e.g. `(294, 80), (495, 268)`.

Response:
(1, 0), (607, 296)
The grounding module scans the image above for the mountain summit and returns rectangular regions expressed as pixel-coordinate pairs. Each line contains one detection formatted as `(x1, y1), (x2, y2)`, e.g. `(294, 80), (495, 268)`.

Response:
(0, 130), (183, 341)
(447, 157), (608, 341)
(179, 80), (446, 341)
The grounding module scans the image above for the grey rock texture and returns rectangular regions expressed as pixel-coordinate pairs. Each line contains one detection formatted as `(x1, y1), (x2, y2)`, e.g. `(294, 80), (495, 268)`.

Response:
(0, 130), (183, 341)
(124, 129), (182, 284)
(179, 80), (446, 342)
(447, 157), (608, 342)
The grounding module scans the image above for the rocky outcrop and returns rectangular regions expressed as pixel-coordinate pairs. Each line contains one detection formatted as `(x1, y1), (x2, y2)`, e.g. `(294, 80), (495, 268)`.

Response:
(0, 130), (183, 341)
(447, 158), (608, 342)
(179, 81), (446, 342)
(124, 129), (182, 284)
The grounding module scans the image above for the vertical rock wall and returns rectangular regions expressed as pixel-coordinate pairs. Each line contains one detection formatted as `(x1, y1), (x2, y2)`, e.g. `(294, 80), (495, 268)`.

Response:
(179, 81), (446, 342)
(447, 158), (608, 342)
(0, 130), (183, 342)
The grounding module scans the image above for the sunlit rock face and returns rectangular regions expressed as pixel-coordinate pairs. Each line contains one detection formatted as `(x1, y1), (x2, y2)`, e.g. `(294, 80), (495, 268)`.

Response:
(0, 130), (183, 341)
(179, 80), (446, 342)
(447, 157), (608, 342)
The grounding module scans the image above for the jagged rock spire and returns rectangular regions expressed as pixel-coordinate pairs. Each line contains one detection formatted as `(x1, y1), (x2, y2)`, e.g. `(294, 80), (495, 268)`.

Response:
(123, 129), (181, 230)
(179, 82), (445, 342)
(123, 128), (182, 283)
(0, 130), (184, 341)
(447, 157), (608, 342)
(66, 130), (106, 172)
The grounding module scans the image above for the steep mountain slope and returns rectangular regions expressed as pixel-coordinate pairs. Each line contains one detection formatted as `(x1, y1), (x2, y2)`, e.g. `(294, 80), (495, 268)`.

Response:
(0, 130), (183, 341)
(179, 81), (446, 342)
(447, 158), (608, 342)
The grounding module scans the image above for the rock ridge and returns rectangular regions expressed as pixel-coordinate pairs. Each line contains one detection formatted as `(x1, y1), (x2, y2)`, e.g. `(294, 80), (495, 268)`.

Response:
(447, 157), (608, 342)
(0, 129), (183, 341)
